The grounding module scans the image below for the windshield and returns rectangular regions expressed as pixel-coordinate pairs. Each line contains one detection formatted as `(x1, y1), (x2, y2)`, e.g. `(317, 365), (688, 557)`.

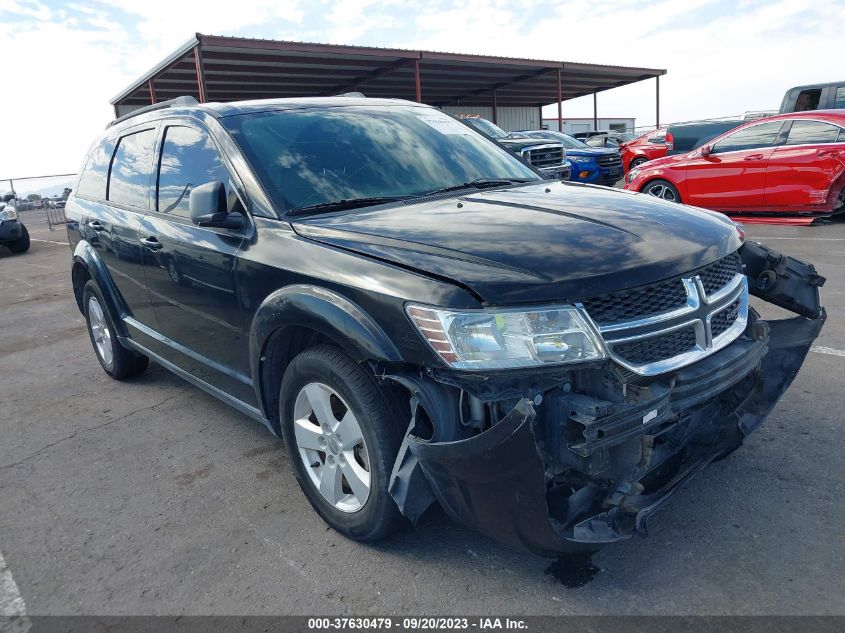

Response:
(223, 106), (539, 213)
(525, 130), (589, 150)
(461, 117), (509, 139)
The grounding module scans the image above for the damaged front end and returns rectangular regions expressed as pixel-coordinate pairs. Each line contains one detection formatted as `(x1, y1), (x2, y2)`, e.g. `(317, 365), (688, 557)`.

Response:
(385, 242), (826, 557)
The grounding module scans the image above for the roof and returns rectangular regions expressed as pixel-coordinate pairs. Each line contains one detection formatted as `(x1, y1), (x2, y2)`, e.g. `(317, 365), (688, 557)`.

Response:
(111, 34), (666, 110)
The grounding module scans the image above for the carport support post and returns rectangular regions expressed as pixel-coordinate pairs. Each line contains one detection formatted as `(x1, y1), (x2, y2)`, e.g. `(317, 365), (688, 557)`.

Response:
(194, 45), (207, 103)
(557, 69), (563, 132)
(414, 59), (422, 103)
(148, 79), (157, 105)
(655, 75), (660, 128)
(593, 92), (598, 131)
(492, 89), (498, 125)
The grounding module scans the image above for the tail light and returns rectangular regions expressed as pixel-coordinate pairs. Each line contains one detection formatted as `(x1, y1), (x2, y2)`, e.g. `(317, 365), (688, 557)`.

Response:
(665, 131), (674, 151)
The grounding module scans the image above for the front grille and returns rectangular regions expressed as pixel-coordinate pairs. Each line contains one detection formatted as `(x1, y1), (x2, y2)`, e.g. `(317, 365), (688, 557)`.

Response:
(582, 278), (688, 326)
(698, 252), (742, 295)
(582, 252), (743, 327)
(614, 328), (697, 365)
(524, 146), (564, 168)
(597, 154), (622, 168)
(711, 298), (741, 338)
(582, 251), (748, 376)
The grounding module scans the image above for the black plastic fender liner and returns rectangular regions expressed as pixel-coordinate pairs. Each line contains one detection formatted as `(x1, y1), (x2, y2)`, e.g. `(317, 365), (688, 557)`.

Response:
(406, 398), (585, 557)
(740, 240), (826, 318)
(385, 373), (462, 523)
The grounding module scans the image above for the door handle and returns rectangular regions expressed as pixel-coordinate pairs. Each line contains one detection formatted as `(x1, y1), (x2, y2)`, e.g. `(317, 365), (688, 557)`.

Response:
(744, 154), (765, 161)
(140, 236), (163, 251)
(818, 149), (842, 157)
(88, 220), (104, 231)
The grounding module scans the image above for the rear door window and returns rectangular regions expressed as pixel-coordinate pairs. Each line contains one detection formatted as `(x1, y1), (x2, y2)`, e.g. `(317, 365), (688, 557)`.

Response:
(156, 125), (230, 219)
(785, 120), (842, 145)
(108, 128), (158, 209)
(833, 86), (845, 109)
(76, 139), (115, 200)
(711, 121), (784, 154)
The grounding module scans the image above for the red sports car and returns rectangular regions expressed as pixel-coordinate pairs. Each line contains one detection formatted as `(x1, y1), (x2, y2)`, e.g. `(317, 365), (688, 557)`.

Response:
(620, 128), (673, 172)
(625, 111), (845, 225)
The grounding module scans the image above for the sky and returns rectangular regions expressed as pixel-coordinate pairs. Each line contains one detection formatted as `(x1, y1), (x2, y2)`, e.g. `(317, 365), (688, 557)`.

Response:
(1, 0), (842, 191)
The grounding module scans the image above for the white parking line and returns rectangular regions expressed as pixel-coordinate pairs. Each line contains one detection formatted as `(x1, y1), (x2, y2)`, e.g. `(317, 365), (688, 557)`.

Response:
(30, 238), (68, 246)
(0, 550), (30, 632)
(811, 346), (845, 358)
(750, 237), (845, 241)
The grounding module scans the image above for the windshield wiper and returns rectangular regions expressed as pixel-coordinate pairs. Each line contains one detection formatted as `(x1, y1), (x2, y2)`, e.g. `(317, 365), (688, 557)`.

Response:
(420, 178), (535, 197)
(289, 196), (414, 216)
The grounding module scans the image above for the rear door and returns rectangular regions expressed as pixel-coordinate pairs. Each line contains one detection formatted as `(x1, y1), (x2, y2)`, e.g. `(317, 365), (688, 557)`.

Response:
(682, 120), (786, 209)
(765, 119), (845, 210)
(139, 121), (254, 404)
(72, 125), (160, 329)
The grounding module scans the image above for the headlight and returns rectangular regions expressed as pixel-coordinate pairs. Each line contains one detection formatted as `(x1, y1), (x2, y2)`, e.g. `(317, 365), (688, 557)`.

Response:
(407, 304), (606, 370)
(572, 156), (595, 164)
(626, 169), (640, 184)
(0, 207), (17, 221)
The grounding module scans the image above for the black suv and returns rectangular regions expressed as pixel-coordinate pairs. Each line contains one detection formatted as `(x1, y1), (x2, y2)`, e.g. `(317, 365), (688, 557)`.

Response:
(67, 96), (825, 557)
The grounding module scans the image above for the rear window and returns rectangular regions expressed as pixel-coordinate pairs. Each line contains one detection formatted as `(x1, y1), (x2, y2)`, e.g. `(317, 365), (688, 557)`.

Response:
(785, 120), (842, 145)
(108, 129), (157, 209)
(76, 140), (115, 200)
(795, 89), (822, 112)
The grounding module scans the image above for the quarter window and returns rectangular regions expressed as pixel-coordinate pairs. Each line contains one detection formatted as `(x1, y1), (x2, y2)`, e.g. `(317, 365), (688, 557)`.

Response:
(76, 139), (115, 200)
(157, 126), (229, 218)
(834, 87), (845, 109)
(711, 121), (784, 154)
(785, 121), (842, 145)
(108, 129), (157, 208)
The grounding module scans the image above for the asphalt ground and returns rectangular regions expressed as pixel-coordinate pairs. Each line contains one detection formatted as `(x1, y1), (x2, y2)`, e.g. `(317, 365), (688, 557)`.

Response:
(1, 208), (843, 617)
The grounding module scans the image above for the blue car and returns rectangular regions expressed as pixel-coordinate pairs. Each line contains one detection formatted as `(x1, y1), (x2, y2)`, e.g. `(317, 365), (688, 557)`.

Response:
(513, 130), (624, 185)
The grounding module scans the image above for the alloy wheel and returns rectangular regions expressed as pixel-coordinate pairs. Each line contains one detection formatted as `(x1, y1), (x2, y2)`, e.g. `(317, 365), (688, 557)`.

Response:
(645, 183), (677, 202)
(293, 382), (371, 513)
(87, 296), (113, 368)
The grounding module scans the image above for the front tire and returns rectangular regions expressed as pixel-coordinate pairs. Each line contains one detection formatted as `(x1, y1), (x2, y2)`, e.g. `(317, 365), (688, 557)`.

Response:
(8, 225), (30, 253)
(279, 345), (405, 542)
(82, 280), (149, 380)
(628, 157), (648, 171)
(641, 179), (681, 203)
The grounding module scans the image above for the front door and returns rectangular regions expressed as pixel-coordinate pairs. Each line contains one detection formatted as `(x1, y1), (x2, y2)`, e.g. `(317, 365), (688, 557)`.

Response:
(683, 120), (786, 209)
(139, 122), (253, 404)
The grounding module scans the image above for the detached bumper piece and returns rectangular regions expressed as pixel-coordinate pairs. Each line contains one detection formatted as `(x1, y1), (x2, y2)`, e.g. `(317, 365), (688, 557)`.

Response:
(389, 242), (825, 557)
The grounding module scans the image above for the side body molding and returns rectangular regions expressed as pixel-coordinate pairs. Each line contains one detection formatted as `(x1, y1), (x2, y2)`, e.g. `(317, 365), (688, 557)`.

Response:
(249, 285), (403, 417)
(72, 240), (129, 337)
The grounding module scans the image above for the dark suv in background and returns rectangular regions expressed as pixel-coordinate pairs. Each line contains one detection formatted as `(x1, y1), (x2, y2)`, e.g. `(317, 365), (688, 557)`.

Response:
(66, 95), (825, 557)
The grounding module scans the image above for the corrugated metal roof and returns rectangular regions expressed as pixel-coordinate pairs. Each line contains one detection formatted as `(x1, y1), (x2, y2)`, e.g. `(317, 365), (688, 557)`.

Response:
(112, 33), (666, 110)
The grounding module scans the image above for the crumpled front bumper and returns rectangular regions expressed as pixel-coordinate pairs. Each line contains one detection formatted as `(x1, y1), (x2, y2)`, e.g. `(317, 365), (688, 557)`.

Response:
(389, 242), (826, 557)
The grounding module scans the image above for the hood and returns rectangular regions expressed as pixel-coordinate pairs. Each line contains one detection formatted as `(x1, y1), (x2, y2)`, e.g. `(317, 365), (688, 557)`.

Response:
(291, 182), (741, 305)
(566, 147), (618, 158)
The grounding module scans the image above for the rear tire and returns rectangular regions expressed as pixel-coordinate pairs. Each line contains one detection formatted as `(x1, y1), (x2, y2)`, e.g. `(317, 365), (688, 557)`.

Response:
(641, 179), (681, 203)
(82, 280), (149, 380)
(279, 345), (405, 542)
(8, 225), (30, 253)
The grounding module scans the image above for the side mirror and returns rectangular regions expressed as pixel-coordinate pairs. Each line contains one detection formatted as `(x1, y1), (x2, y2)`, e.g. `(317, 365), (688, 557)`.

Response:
(189, 181), (243, 230)
(700, 145), (712, 158)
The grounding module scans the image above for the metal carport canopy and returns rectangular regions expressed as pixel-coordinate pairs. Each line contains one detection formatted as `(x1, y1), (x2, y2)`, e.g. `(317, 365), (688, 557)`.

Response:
(111, 33), (665, 122)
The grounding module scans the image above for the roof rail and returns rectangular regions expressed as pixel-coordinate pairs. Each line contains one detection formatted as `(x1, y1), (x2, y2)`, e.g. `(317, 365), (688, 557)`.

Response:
(107, 96), (200, 129)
